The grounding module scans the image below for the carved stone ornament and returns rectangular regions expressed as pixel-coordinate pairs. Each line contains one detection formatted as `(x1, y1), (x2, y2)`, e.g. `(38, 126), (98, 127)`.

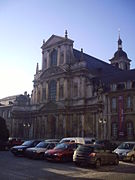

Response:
(41, 66), (65, 79)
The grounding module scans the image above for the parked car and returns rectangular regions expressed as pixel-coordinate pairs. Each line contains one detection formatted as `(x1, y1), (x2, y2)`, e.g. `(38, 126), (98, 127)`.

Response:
(73, 144), (119, 168)
(94, 140), (117, 150)
(25, 141), (57, 159)
(44, 142), (80, 162)
(60, 137), (95, 144)
(10, 140), (41, 156)
(114, 141), (135, 162)
(45, 139), (60, 143)
(7, 137), (24, 149)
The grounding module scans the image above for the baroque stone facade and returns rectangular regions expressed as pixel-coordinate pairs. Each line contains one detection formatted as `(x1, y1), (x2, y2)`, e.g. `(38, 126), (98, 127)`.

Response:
(0, 32), (135, 141)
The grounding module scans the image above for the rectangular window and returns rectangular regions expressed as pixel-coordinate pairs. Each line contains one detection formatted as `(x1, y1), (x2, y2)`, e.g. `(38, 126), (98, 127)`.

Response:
(112, 98), (116, 109)
(127, 81), (131, 89)
(8, 110), (11, 118)
(127, 96), (131, 108)
(111, 84), (116, 91)
(42, 88), (46, 101)
(73, 83), (78, 97)
(59, 85), (64, 99)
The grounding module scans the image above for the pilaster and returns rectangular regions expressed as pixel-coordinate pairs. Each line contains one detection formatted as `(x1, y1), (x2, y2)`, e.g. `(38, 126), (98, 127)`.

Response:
(56, 79), (59, 101)
(46, 81), (49, 101)
(81, 114), (84, 137)
(64, 45), (67, 64)
(57, 47), (60, 66)
(64, 78), (68, 98)
(47, 51), (49, 69)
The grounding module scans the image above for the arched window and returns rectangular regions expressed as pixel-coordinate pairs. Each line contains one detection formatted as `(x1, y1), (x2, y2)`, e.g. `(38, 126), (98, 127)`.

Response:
(59, 84), (64, 99)
(112, 98), (116, 109)
(42, 88), (46, 101)
(132, 81), (135, 88)
(126, 81), (131, 89)
(60, 51), (64, 64)
(49, 80), (56, 101)
(50, 49), (57, 66)
(111, 122), (118, 138)
(126, 122), (134, 138)
(73, 82), (78, 97)
(117, 83), (125, 90)
(127, 96), (131, 108)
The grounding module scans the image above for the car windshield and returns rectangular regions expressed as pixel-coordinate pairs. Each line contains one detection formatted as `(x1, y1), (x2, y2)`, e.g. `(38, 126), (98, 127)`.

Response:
(95, 140), (108, 144)
(36, 142), (49, 148)
(22, 140), (34, 146)
(77, 145), (94, 153)
(54, 143), (69, 150)
(60, 140), (71, 143)
(118, 143), (135, 150)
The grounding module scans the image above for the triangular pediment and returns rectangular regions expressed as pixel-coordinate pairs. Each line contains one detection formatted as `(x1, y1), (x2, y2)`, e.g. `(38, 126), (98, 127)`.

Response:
(42, 35), (73, 49)
(39, 101), (65, 112)
(40, 66), (65, 79)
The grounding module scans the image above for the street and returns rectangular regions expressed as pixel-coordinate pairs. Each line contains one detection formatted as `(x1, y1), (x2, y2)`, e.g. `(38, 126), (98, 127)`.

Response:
(0, 151), (135, 180)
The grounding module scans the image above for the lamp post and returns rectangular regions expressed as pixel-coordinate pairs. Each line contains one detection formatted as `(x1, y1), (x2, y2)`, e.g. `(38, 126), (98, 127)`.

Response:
(99, 117), (107, 140)
(97, 81), (107, 140)
(23, 122), (31, 139)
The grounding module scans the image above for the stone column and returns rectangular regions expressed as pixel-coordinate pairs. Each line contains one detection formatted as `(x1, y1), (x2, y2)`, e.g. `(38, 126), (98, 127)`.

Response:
(96, 113), (99, 139)
(107, 95), (111, 140)
(40, 84), (43, 102)
(56, 115), (59, 138)
(81, 77), (86, 98)
(56, 79), (59, 101)
(57, 47), (60, 66)
(81, 114), (85, 137)
(44, 116), (47, 137)
(64, 45), (67, 64)
(46, 81), (49, 101)
(63, 115), (66, 137)
(46, 50), (49, 69)
(42, 50), (44, 70)
(35, 86), (38, 104)
(64, 78), (68, 99)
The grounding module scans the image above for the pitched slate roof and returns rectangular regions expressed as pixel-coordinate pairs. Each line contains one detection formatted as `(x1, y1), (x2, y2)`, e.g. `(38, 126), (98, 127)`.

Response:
(97, 69), (135, 84)
(73, 49), (121, 75)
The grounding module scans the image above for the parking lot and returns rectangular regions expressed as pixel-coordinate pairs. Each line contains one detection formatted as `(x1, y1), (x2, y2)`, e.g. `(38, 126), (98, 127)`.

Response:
(0, 151), (135, 180)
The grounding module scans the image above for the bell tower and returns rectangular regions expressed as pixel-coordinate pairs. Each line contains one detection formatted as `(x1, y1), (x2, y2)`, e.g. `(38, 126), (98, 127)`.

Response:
(109, 34), (131, 70)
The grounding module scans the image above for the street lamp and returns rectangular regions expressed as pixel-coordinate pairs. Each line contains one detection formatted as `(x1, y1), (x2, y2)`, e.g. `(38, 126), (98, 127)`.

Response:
(98, 117), (107, 140)
(23, 122), (31, 139)
(23, 123), (31, 128)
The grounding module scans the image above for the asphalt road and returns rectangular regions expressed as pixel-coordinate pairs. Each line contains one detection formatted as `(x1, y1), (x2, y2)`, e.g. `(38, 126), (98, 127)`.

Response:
(0, 151), (135, 180)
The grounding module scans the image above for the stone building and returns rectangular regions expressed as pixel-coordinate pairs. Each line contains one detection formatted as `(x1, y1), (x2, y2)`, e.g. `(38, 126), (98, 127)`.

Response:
(1, 32), (135, 141)
(0, 95), (19, 135)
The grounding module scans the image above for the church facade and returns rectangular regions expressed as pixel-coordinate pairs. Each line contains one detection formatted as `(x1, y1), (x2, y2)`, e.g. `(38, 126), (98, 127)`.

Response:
(1, 32), (135, 141)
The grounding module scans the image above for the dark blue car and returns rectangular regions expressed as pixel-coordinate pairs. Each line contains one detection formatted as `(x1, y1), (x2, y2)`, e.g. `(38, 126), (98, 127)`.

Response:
(10, 140), (41, 156)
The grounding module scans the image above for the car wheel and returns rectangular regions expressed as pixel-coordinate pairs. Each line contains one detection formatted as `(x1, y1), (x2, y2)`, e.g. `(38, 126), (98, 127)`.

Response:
(114, 157), (119, 165)
(130, 156), (134, 163)
(95, 159), (101, 168)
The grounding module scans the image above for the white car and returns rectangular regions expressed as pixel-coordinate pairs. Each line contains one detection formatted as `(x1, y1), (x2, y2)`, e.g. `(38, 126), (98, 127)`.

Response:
(114, 142), (135, 162)
(59, 137), (96, 144)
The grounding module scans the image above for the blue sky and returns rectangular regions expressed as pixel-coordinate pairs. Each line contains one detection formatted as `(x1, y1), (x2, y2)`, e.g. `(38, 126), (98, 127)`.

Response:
(0, 0), (135, 99)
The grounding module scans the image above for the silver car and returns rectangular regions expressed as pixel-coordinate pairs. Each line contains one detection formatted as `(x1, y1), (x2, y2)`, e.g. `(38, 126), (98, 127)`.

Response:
(114, 142), (135, 162)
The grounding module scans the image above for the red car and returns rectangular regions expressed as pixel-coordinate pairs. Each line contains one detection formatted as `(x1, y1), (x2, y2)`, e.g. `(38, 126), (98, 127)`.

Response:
(7, 137), (24, 149)
(44, 142), (80, 162)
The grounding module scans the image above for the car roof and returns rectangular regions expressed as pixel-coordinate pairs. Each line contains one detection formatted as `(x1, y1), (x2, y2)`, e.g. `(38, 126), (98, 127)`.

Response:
(123, 142), (135, 144)
(80, 144), (103, 148)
